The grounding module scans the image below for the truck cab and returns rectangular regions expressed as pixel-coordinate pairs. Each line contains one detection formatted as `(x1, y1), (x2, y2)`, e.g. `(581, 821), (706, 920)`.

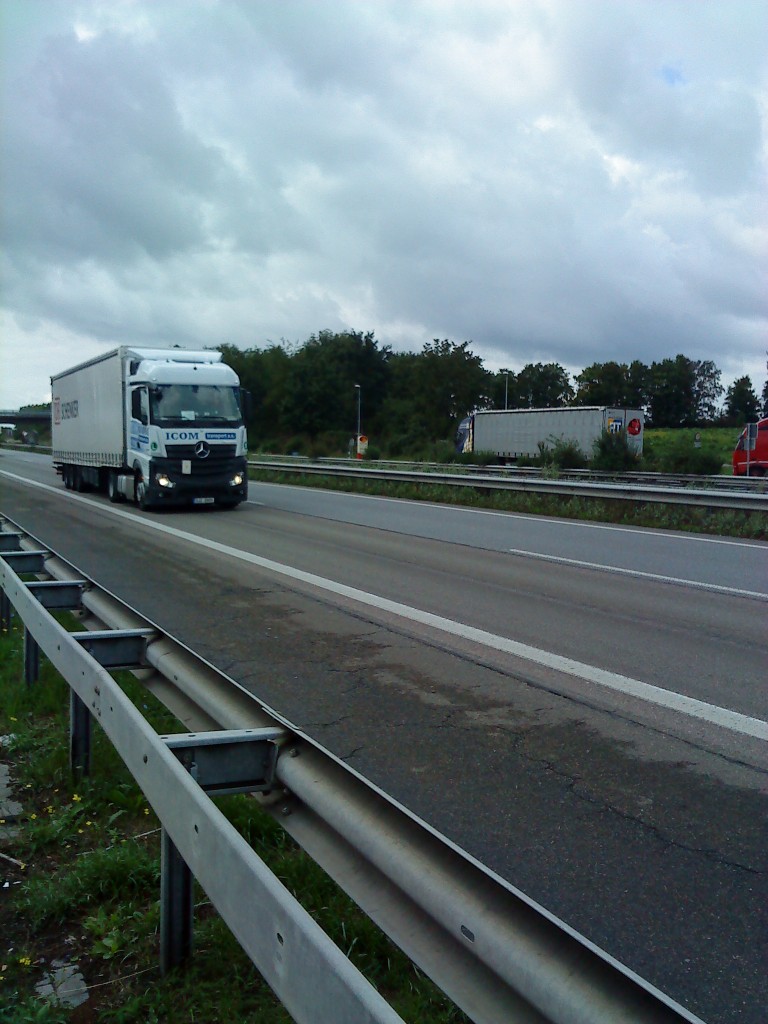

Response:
(733, 418), (768, 477)
(126, 354), (248, 508)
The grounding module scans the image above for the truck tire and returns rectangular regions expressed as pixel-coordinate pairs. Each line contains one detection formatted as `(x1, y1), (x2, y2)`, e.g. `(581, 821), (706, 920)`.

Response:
(108, 471), (125, 503)
(134, 472), (153, 511)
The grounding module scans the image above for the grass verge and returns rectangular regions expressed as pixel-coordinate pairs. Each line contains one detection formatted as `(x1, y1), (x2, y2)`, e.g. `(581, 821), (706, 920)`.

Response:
(248, 470), (767, 541)
(0, 618), (468, 1023)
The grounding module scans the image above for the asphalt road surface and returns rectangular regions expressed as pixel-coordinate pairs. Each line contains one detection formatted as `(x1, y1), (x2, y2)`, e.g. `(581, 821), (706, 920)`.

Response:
(2, 449), (767, 1024)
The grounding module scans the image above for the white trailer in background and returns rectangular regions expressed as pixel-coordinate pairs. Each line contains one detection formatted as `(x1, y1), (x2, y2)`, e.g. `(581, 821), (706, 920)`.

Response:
(51, 347), (249, 510)
(456, 406), (644, 461)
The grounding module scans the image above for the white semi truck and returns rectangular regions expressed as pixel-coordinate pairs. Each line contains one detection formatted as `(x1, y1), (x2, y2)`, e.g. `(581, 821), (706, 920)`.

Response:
(51, 347), (249, 510)
(456, 406), (644, 461)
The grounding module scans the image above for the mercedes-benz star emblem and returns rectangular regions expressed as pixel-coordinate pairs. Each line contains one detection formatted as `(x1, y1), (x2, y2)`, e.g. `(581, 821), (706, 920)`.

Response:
(194, 441), (211, 459)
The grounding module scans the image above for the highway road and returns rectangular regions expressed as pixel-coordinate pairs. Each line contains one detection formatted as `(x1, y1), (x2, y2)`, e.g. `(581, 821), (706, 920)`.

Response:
(2, 448), (767, 1024)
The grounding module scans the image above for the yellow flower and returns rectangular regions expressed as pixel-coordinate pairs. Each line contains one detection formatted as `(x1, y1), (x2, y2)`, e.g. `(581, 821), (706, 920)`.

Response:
(18, 956), (32, 967)
(144, 808), (150, 815)
(72, 793), (82, 802)
(46, 806), (54, 814)
(9, 717), (16, 722)
(30, 814), (37, 820)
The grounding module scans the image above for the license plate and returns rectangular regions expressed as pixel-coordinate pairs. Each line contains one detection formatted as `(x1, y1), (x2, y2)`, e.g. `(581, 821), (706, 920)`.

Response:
(192, 497), (215, 505)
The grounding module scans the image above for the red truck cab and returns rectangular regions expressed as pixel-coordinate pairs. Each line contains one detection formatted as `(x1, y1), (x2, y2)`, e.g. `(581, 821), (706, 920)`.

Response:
(733, 418), (768, 476)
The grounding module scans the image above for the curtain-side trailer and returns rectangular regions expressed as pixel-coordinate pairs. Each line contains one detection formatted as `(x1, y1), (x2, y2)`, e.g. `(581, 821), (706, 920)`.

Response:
(51, 347), (249, 510)
(456, 406), (644, 461)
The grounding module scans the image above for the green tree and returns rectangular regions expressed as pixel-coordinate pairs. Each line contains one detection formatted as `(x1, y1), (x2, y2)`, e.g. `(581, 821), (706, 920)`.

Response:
(625, 360), (651, 410)
(382, 340), (491, 442)
(279, 330), (390, 438)
(648, 355), (697, 426)
(724, 376), (760, 424)
(573, 360), (650, 409)
(512, 363), (573, 408)
(692, 359), (723, 423)
(574, 361), (629, 406)
(218, 343), (292, 439)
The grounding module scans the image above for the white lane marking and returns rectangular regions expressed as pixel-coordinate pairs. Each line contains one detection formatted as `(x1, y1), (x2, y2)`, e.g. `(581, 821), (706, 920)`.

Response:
(250, 480), (765, 548)
(4, 469), (767, 741)
(506, 547), (768, 601)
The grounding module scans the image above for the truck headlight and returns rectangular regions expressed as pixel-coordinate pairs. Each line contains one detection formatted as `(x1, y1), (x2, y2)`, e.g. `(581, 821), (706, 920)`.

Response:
(230, 472), (244, 487)
(155, 473), (175, 488)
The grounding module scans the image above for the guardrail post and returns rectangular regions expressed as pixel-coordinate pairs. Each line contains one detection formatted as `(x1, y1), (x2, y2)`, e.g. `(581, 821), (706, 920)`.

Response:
(23, 628), (39, 684)
(69, 690), (91, 778)
(0, 590), (11, 632)
(160, 828), (194, 973)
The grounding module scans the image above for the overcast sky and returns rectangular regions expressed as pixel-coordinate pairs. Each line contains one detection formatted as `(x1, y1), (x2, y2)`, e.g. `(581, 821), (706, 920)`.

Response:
(2, 0), (766, 409)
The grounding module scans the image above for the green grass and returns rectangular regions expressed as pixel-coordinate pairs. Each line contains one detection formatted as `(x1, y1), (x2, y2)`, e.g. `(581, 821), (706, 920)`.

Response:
(643, 427), (739, 474)
(0, 619), (468, 1023)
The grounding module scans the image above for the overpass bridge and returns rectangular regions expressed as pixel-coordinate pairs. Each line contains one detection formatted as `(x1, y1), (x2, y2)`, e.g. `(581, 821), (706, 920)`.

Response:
(0, 407), (51, 425)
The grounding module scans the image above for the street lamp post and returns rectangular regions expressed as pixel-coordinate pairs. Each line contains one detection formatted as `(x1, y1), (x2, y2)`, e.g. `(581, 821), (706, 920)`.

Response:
(354, 384), (361, 459)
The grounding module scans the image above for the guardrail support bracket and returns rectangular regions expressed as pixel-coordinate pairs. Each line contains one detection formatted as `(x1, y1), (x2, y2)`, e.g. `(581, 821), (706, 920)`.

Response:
(1, 550), (48, 573)
(70, 629), (154, 669)
(162, 728), (285, 796)
(27, 580), (86, 611)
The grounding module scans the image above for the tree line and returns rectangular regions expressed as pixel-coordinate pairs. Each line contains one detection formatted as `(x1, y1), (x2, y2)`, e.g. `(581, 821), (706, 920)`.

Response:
(219, 332), (767, 453)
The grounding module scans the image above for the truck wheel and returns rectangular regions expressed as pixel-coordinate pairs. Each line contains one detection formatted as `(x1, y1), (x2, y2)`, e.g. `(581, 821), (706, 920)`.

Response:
(108, 471), (125, 503)
(62, 465), (72, 489)
(134, 473), (153, 511)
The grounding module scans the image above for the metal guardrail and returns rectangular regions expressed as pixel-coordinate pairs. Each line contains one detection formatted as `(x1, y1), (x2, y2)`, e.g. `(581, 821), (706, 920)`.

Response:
(249, 459), (768, 512)
(0, 515), (703, 1024)
(3, 444), (766, 504)
(311, 457), (765, 492)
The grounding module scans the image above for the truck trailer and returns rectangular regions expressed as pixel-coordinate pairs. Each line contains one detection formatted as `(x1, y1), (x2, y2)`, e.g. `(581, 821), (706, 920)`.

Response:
(51, 347), (249, 510)
(456, 406), (644, 461)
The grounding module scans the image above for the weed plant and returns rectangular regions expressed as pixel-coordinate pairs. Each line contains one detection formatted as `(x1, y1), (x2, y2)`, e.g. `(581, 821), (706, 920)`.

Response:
(0, 618), (469, 1023)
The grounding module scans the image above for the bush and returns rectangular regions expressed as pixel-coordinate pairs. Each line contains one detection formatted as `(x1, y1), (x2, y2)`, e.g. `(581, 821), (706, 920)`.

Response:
(591, 431), (642, 472)
(539, 438), (589, 470)
(649, 433), (725, 475)
(658, 447), (724, 475)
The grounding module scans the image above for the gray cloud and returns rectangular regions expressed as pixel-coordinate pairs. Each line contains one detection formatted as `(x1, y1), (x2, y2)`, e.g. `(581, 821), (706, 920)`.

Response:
(1, 0), (765, 407)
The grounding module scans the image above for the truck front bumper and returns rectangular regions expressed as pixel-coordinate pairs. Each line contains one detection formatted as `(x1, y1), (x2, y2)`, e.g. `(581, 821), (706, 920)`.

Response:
(145, 457), (248, 506)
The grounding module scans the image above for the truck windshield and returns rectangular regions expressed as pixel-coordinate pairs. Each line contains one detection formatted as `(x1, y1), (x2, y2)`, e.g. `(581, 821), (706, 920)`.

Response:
(149, 384), (242, 427)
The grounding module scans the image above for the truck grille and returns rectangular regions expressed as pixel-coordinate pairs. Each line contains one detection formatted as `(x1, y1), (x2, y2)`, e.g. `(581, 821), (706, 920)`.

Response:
(164, 444), (237, 471)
